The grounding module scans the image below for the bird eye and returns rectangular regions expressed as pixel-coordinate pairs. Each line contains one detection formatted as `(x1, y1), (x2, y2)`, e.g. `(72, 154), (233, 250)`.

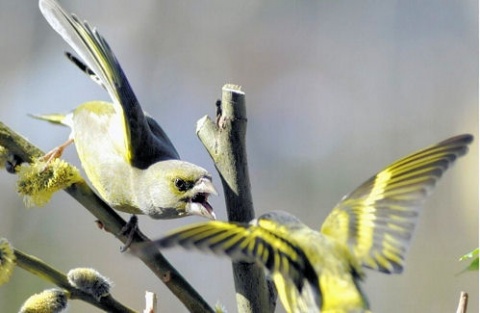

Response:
(174, 178), (188, 191)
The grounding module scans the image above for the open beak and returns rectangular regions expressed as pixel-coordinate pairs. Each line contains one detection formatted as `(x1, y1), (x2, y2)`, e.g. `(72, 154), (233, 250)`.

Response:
(187, 177), (218, 220)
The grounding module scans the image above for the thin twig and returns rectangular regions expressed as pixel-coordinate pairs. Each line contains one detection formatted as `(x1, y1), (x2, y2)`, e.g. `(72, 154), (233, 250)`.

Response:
(14, 248), (137, 312)
(455, 291), (468, 313)
(143, 291), (157, 313)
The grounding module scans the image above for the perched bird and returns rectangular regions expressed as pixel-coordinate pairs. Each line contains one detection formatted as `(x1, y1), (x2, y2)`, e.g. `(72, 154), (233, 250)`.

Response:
(37, 0), (217, 221)
(154, 134), (473, 313)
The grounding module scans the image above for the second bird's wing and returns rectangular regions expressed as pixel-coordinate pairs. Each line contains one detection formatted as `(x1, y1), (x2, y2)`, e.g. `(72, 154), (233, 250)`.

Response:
(155, 220), (318, 292)
(320, 134), (473, 274)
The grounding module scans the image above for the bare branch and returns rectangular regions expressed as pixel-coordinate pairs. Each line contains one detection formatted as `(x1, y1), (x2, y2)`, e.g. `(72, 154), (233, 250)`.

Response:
(14, 248), (136, 312)
(456, 291), (468, 313)
(197, 84), (276, 313)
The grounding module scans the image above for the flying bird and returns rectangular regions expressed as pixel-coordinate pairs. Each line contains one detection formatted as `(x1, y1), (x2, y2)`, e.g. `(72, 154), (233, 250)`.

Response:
(154, 134), (473, 313)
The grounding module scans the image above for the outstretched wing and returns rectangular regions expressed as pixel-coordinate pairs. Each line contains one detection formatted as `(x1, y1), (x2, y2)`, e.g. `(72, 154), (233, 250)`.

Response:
(155, 220), (317, 291)
(39, 0), (179, 168)
(321, 134), (473, 274)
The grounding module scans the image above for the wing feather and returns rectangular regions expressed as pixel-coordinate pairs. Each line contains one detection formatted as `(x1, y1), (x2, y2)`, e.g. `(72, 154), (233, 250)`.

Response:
(39, 0), (179, 167)
(321, 134), (473, 273)
(155, 221), (317, 291)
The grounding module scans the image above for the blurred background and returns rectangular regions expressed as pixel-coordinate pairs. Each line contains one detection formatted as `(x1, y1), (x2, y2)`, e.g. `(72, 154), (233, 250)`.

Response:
(0, 0), (477, 312)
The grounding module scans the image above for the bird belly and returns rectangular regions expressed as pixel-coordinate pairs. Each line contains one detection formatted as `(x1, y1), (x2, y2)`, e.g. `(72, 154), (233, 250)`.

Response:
(296, 232), (368, 312)
(78, 146), (143, 214)
(72, 103), (142, 213)
(318, 273), (367, 312)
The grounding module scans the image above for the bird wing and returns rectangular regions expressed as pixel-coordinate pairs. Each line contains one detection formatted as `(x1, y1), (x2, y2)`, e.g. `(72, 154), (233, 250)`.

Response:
(39, 0), (179, 168)
(320, 134), (473, 274)
(64, 52), (180, 161)
(155, 220), (317, 291)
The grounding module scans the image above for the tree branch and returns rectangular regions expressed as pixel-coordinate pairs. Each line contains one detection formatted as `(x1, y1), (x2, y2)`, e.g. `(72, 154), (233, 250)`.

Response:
(0, 121), (214, 313)
(196, 84), (276, 313)
(14, 248), (136, 312)
(456, 291), (468, 313)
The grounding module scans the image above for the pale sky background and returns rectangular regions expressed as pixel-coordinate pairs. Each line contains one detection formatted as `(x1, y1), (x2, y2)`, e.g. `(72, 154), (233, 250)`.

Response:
(0, 1), (478, 312)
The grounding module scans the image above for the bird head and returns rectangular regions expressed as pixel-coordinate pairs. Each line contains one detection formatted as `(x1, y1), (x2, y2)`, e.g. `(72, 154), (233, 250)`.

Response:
(177, 173), (218, 220)
(145, 160), (217, 220)
(253, 211), (305, 232)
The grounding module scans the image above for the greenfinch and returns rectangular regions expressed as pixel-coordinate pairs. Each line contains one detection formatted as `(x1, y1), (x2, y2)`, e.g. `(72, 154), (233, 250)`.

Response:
(37, 0), (216, 220)
(154, 134), (473, 313)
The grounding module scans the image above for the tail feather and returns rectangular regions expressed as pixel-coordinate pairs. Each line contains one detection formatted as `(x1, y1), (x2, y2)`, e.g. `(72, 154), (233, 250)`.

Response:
(29, 113), (71, 127)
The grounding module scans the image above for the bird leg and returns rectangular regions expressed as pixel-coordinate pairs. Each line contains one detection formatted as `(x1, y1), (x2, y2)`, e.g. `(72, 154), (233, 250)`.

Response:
(41, 138), (74, 163)
(119, 215), (139, 252)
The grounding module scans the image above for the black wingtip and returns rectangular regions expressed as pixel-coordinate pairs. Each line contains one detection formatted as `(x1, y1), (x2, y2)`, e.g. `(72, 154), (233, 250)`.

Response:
(441, 134), (474, 146)
(65, 51), (105, 88)
(65, 51), (92, 75)
(438, 134), (474, 159)
(151, 236), (178, 249)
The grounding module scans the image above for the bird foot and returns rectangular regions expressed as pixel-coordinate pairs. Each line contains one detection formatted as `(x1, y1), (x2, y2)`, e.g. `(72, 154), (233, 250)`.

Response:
(119, 215), (139, 252)
(41, 138), (74, 164)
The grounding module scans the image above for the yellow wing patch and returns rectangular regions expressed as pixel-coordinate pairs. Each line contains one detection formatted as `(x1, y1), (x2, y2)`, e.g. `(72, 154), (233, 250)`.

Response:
(156, 220), (316, 290)
(321, 135), (473, 273)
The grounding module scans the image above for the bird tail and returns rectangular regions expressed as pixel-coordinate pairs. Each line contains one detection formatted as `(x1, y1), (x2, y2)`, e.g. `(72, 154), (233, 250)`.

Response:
(29, 113), (71, 127)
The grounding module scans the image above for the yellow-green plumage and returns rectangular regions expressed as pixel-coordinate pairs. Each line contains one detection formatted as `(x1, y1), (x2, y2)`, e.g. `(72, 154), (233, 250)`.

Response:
(155, 134), (472, 313)
(37, 0), (217, 220)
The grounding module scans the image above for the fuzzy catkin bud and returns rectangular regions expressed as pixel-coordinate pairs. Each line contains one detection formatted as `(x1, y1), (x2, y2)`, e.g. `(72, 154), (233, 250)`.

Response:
(67, 268), (112, 301)
(19, 288), (69, 313)
(16, 158), (83, 207)
(0, 238), (15, 286)
(0, 145), (8, 169)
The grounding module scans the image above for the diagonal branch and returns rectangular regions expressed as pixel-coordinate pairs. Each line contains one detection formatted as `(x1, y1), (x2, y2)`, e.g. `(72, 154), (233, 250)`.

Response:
(0, 121), (213, 313)
(14, 248), (136, 312)
(196, 84), (276, 313)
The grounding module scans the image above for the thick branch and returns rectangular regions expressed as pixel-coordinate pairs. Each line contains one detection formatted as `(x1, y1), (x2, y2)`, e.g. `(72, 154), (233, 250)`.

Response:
(0, 121), (213, 313)
(197, 84), (276, 313)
